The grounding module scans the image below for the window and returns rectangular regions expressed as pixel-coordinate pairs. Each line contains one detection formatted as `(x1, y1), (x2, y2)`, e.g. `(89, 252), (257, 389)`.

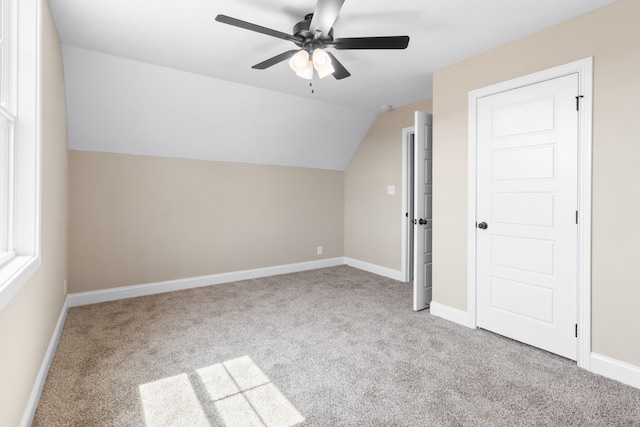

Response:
(0, 0), (42, 311)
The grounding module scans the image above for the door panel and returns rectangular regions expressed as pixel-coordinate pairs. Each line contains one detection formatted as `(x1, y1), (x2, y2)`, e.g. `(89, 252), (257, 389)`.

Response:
(490, 277), (554, 323)
(492, 145), (556, 180)
(492, 192), (555, 226)
(476, 74), (578, 360)
(492, 97), (556, 137)
(491, 235), (554, 274)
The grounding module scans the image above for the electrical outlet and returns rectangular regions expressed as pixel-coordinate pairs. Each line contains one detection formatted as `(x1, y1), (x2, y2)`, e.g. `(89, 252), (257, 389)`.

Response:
(317, 246), (323, 256)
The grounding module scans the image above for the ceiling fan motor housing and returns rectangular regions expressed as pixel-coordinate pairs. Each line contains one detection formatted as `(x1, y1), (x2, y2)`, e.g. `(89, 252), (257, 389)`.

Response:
(293, 13), (334, 49)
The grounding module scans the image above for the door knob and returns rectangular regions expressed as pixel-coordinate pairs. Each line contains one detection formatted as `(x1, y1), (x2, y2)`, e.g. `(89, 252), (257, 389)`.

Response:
(418, 218), (428, 225)
(477, 222), (488, 229)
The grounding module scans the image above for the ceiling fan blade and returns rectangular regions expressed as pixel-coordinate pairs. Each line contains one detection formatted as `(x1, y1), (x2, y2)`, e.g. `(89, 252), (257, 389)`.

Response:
(309, 0), (345, 36)
(333, 36), (410, 50)
(252, 50), (300, 70)
(215, 15), (302, 43)
(326, 52), (350, 80)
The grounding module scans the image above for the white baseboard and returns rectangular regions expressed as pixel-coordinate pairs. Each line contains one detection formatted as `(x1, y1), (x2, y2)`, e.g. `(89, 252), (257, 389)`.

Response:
(67, 257), (345, 307)
(343, 257), (404, 281)
(590, 353), (640, 390)
(429, 303), (640, 391)
(429, 301), (475, 329)
(20, 298), (69, 427)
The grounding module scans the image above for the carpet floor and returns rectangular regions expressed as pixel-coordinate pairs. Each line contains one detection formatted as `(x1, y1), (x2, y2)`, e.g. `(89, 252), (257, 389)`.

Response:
(33, 266), (640, 426)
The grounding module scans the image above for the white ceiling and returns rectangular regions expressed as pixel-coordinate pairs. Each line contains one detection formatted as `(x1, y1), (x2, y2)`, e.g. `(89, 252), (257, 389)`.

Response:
(49, 0), (617, 170)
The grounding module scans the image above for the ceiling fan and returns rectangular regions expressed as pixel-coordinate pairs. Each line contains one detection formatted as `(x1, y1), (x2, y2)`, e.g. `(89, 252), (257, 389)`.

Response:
(215, 0), (410, 80)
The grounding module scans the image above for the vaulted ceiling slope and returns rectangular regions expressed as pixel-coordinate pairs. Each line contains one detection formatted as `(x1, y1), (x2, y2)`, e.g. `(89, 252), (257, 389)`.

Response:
(62, 46), (374, 170)
(50, 0), (617, 170)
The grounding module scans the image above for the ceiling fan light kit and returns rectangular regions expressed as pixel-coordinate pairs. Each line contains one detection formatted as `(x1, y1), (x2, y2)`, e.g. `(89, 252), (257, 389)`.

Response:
(298, 59), (315, 79)
(288, 48), (334, 80)
(215, 0), (409, 81)
(289, 50), (309, 74)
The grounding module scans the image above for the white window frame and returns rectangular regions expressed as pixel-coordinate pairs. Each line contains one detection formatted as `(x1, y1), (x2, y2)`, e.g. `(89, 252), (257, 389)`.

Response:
(0, 0), (42, 312)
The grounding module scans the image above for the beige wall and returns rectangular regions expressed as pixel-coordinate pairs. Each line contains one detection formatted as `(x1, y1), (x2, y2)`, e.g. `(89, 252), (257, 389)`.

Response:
(344, 99), (432, 271)
(432, 0), (640, 366)
(69, 152), (344, 292)
(0, 1), (69, 425)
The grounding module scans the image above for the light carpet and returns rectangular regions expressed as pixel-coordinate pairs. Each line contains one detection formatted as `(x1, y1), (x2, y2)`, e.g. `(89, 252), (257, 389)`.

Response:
(33, 266), (640, 426)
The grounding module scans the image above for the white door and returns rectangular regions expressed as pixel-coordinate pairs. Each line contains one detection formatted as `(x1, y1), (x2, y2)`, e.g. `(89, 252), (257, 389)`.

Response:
(413, 112), (432, 311)
(476, 74), (578, 360)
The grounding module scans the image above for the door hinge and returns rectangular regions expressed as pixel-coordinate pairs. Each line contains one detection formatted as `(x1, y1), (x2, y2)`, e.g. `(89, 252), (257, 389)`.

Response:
(575, 324), (578, 338)
(576, 95), (584, 111)
(576, 211), (579, 224)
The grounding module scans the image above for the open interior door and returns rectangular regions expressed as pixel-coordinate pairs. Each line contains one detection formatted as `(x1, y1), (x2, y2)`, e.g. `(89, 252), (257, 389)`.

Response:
(413, 111), (433, 311)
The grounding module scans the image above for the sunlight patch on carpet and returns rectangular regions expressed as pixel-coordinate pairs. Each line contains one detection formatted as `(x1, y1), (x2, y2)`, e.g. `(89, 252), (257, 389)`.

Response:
(198, 356), (305, 427)
(139, 356), (304, 427)
(139, 373), (210, 426)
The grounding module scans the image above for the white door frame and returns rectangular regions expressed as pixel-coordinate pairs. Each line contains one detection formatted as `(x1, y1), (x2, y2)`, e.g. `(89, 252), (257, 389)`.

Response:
(467, 57), (593, 369)
(401, 126), (414, 283)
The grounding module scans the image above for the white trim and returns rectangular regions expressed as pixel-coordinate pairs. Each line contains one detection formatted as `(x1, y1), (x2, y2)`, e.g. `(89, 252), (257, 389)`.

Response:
(576, 59), (593, 370)
(68, 258), (345, 307)
(344, 257), (404, 282)
(590, 353), (640, 390)
(467, 57), (593, 367)
(430, 304), (640, 391)
(400, 125), (414, 283)
(20, 297), (69, 427)
(429, 301), (475, 328)
(467, 91), (478, 330)
(0, 255), (40, 310)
